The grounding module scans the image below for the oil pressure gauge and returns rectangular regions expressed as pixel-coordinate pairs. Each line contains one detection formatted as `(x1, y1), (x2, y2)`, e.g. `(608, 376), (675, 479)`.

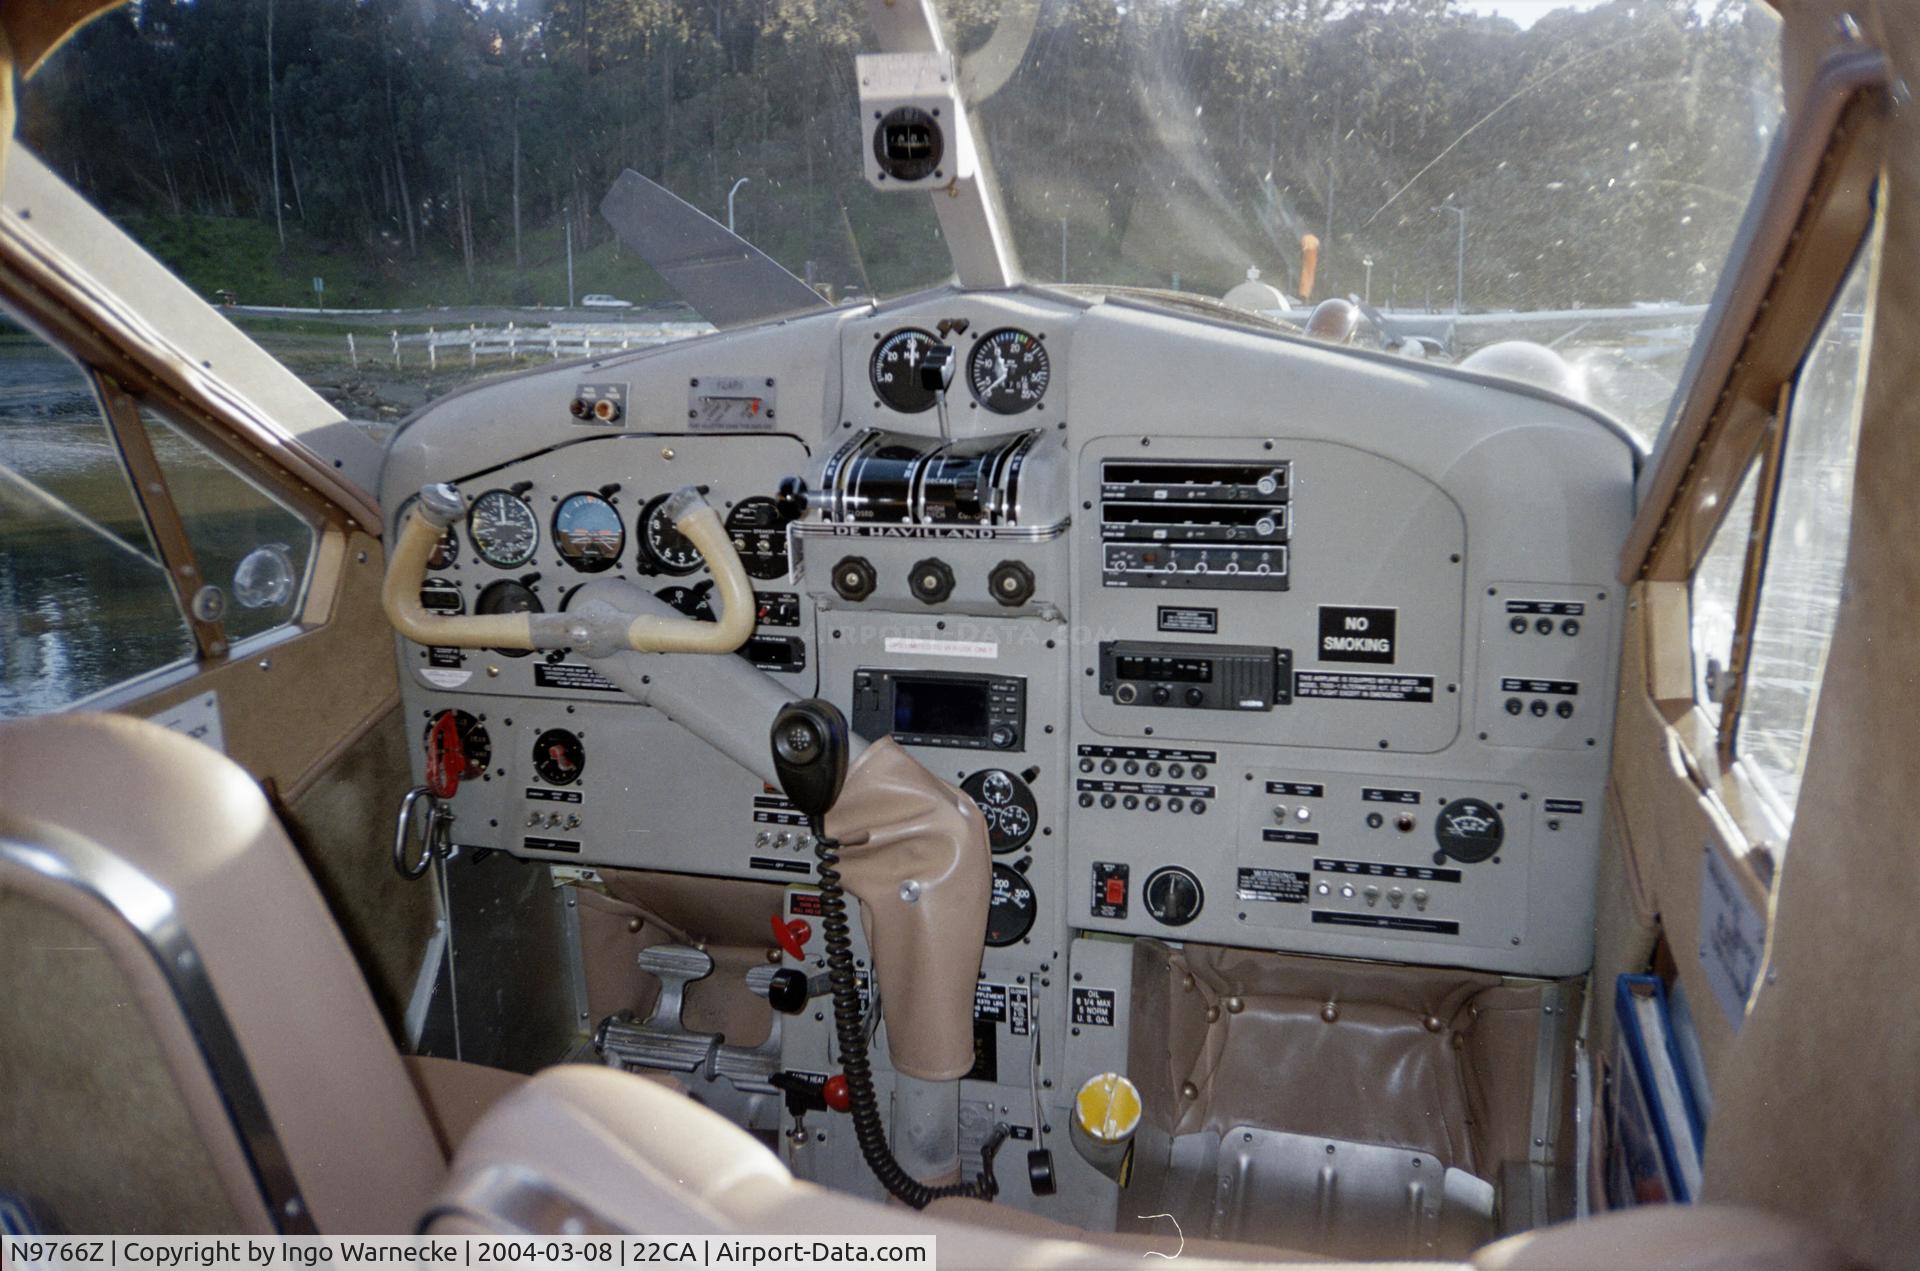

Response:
(967, 328), (1049, 414)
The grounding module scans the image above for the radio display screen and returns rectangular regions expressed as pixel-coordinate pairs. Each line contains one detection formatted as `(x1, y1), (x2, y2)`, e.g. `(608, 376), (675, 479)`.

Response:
(893, 676), (991, 738)
(1115, 655), (1213, 683)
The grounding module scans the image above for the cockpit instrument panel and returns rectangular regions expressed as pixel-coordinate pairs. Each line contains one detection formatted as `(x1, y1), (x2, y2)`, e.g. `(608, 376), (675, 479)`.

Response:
(385, 287), (1631, 982)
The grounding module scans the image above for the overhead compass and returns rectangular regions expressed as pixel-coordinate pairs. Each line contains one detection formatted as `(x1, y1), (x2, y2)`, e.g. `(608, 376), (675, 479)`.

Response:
(870, 328), (943, 414)
(967, 327), (1049, 414)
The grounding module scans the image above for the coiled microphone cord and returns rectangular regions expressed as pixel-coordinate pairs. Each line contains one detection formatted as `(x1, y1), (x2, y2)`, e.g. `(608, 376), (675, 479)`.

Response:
(812, 823), (1006, 1209)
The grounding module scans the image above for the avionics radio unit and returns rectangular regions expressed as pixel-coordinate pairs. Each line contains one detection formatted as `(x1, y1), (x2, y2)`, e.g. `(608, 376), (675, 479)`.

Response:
(851, 668), (1027, 750)
(1099, 459), (1291, 590)
(1097, 641), (1293, 712)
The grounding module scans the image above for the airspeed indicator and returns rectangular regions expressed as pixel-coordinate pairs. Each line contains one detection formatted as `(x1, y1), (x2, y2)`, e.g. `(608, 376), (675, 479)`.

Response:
(967, 328), (1049, 414)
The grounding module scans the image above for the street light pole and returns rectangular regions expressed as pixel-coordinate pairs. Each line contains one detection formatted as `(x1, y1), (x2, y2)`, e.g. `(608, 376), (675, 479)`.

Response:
(564, 205), (575, 309)
(1362, 256), (1374, 306)
(727, 177), (751, 234)
(1431, 205), (1466, 313)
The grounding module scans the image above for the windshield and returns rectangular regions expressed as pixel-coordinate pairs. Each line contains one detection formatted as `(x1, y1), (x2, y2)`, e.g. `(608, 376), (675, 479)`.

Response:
(24, 0), (1778, 438)
(961, 0), (1782, 441)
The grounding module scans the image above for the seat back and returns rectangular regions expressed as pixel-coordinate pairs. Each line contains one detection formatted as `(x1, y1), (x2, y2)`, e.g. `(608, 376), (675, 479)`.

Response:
(0, 713), (443, 1233)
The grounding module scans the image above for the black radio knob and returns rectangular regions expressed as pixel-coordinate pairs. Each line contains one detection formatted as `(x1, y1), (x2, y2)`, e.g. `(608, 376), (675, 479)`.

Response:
(832, 555), (877, 602)
(908, 557), (956, 605)
(1435, 798), (1505, 864)
(1150, 685), (1172, 706)
(988, 723), (1017, 750)
(1143, 866), (1204, 927)
(988, 559), (1036, 608)
(1183, 687), (1205, 707)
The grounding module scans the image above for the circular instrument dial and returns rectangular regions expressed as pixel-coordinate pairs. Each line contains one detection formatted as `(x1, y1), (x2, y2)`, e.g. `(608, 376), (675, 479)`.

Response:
(1143, 866), (1203, 927)
(532, 728), (585, 786)
(422, 710), (491, 781)
(553, 493), (625, 572)
(870, 327), (943, 414)
(427, 526), (459, 569)
(961, 769), (1038, 854)
(475, 579), (543, 658)
(640, 494), (703, 575)
(1435, 798), (1504, 864)
(986, 862), (1038, 947)
(724, 497), (791, 580)
(467, 490), (539, 568)
(967, 328), (1050, 414)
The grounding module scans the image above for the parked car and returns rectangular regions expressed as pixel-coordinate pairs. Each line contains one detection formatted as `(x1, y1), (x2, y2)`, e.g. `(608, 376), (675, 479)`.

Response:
(581, 293), (634, 309)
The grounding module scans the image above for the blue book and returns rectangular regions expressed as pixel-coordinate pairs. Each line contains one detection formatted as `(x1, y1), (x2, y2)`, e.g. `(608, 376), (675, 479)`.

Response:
(1609, 974), (1707, 1206)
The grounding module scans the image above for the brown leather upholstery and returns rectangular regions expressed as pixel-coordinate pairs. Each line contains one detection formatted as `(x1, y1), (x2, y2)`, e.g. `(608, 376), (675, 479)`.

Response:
(1471, 1204), (1855, 1270)
(0, 712), (445, 1232)
(405, 1056), (530, 1160)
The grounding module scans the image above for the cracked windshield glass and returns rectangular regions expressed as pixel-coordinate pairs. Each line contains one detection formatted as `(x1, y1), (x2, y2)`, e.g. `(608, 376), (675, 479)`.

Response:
(21, 0), (1778, 445)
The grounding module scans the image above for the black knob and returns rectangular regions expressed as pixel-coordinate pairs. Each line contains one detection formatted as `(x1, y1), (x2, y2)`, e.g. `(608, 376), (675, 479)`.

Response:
(908, 557), (956, 605)
(988, 559), (1036, 607)
(1027, 1148), (1058, 1197)
(1435, 798), (1505, 864)
(1143, 866), (1204, 927)
(774, 476), (810, 521)
(766, 967), (812, 1014)
(831, 555), (877, 603)
(989, 723), (1017, 750)
(1150, 685), (1172, 705)
(1184, 687), (1205, 707)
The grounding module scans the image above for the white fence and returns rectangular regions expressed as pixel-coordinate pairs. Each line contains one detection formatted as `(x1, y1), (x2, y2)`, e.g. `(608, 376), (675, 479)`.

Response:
(348, 321), (712, 369)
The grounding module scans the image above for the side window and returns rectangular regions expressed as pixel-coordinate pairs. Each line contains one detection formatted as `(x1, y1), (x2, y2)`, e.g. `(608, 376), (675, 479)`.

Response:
(0, 325), (193, 715)
(140, 407), (315, 644)
(1736, 252), (1871, 820)
(1690, 464), (1760, 724)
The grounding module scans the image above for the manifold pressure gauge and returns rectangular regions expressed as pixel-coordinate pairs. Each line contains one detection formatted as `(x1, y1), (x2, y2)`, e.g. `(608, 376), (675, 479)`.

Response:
(870, 328), (943, 413)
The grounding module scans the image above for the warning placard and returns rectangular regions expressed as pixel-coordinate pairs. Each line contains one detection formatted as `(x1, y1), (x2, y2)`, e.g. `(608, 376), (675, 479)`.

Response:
(1237, 867), (1310, 904)
(1294, 671), (1435, 703)
(1318, 606), (1398, 663)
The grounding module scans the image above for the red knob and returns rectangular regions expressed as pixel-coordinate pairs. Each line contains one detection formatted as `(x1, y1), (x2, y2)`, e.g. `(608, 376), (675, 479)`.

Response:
(822, 1074), (851, 1113)
(771, 914), (811, 962)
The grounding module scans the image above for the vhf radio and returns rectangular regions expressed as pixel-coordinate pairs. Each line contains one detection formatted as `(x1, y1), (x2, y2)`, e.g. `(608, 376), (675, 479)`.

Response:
(1097, 640), (1292, 712)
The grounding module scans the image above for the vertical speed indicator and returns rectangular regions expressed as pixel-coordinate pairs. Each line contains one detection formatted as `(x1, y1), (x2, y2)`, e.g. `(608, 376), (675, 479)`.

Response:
(967, 328), (1049, 414)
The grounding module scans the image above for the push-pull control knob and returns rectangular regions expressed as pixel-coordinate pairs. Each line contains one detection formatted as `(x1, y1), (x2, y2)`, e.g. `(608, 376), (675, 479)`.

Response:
(989, 559), (1036, 607)
(831, 555), (877, 603)
(908, 557), (956, 605)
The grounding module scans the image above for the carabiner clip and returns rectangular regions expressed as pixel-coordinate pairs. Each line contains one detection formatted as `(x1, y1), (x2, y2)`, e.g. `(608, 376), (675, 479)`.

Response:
(394, 785), (455, 880)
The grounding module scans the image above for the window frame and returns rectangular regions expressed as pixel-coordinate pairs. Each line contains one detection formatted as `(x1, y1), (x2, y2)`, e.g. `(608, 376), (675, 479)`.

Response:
(0, 301), (338, 715)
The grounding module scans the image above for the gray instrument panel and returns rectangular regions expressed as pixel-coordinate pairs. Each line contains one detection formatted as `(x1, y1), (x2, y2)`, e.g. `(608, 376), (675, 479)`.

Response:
(383, 285), (1633, 980)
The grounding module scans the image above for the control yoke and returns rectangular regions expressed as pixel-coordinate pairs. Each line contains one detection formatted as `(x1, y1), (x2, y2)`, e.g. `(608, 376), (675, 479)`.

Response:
(381, 482), (754, 655)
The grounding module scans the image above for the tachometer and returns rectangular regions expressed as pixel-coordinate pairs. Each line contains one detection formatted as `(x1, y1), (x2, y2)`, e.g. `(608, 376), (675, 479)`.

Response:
(467, 490), (539, 568)
(475, 578), (543, 658)
(870, 327), (943, 414)
(725, 497), (791, 580)
(553, 492), (625, 573)
(639, 494), (703, 575)
(967, 328), (1049, 414)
